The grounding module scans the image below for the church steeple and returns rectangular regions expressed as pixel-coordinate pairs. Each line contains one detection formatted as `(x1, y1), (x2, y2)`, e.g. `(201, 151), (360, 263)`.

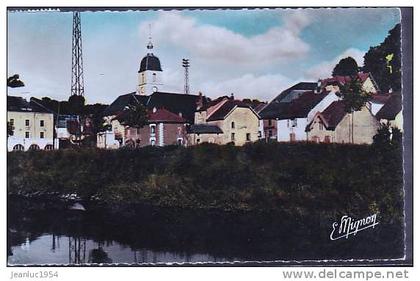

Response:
(137, 24), (163, 95)
(146, 23), (154, 52)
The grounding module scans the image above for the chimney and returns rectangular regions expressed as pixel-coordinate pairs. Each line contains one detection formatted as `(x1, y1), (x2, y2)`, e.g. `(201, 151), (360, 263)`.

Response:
(196, 91), (204, 110)
(230, 93), (234, 100)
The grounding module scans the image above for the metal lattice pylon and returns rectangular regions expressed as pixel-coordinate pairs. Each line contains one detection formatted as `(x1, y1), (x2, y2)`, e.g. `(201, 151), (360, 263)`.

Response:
(182, 58), (190, 95)
(71, 12), (85, 97)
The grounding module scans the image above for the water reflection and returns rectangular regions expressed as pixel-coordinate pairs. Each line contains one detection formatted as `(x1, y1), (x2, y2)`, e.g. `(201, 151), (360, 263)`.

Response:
(7, 196), (404, 265)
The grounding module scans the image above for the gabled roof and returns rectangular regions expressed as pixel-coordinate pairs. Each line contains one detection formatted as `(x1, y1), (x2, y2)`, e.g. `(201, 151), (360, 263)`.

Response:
(321, 72), (371, 86)
(369, 93), (392, 104)
(187, 124), (223, 134)
(149, 108), (186, 123)
(319, 100), (347, 130)
(102, 92), (149, 116)
(7, 96), (51, 113)
(275, 91), (329, 120)
(206, 99), (256, 121)
(259, 82), (318, 119)
(103, 91), (206, 123)
(375, 94), (402, 120)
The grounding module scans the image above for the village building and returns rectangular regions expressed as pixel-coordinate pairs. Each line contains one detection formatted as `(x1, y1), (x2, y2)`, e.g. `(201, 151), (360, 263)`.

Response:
(7, 96), (56, 151)
(259, 82), (318, 140)
(189, 96), (260, 146)
(306, 100), (380, 144)
(375, 93), (403, 131)
(260, 88), (340, 142)
(319, 72), (379, 94)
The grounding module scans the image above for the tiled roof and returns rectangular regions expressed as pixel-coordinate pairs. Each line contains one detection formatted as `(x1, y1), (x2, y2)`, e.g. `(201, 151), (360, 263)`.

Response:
(149, 108), (186, 123)
(103, 91), (207, 123)
(7, 96), (51, 113)
(319, 100), (347, 130)
(321, 72), (371, 86)
(206, 99), (252, 121)
(370, 93), (391, 104)
(275, 91), (329, 119)
(376, 94), (402, 120)
(187, 124), (223, 134)
(259, 82), (317, 119)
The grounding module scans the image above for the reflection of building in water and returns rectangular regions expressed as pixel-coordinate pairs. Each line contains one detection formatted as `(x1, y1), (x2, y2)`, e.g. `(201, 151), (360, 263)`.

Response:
(51, 234), (61, 252)
(68, 237), (87, 264)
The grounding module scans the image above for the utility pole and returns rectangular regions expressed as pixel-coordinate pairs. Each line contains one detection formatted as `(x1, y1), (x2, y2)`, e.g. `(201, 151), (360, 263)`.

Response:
(71, 11), (85, 97)
(182, 58), (190, 95)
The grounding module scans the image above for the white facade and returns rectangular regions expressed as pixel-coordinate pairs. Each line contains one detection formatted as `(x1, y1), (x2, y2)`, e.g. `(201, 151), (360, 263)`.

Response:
(96, 131), (121, 149)
(277, 91), (340, 142)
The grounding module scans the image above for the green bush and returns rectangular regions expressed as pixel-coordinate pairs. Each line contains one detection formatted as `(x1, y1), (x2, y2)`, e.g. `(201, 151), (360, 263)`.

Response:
(7, 142), (403, 224)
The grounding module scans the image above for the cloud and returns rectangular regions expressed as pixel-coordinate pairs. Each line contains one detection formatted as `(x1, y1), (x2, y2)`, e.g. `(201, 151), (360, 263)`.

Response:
(139, 11), (311, 66)
(199, 73), (294, 101)
(304, 48), (365, 80)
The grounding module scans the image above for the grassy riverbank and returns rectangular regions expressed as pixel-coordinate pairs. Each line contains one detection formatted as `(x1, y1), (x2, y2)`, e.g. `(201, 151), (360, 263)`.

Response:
(7, 142), (403, 224)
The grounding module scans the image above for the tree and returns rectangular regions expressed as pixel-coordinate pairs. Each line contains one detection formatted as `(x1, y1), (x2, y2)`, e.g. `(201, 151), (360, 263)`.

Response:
(373, 122), (402, 147)
(332, 57), (359, 76)
(7, 74), (25, 88)
(338, 77), (371, 143)
(68, 94), (85, 115)
(363, 24), (401, 92)
(119, 103), (148, 129)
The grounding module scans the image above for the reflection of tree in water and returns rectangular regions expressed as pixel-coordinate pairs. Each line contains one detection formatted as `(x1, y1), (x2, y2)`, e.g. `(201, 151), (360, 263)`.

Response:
(88, 243), (112, 264)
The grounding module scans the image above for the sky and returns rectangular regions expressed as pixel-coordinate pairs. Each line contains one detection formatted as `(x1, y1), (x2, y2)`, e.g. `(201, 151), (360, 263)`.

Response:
(7, 8), (400, 104)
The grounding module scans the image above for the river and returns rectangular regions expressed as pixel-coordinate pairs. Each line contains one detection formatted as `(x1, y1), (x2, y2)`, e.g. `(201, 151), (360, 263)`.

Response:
(7, 196), (404, 265)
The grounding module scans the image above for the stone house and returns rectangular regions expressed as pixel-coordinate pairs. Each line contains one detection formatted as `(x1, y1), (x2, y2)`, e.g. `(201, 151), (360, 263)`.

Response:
(375, 93), (403, 131)
(189, 97), (260, 146)
(306, 100), (380, 144)
(7, 96), (56, 151)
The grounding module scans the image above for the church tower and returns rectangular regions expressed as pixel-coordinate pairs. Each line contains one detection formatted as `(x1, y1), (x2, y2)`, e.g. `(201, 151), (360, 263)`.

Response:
(137, 29), (163, 95)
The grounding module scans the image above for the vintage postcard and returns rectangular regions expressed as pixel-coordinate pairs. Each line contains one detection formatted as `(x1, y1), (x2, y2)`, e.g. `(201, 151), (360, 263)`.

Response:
(6, 6), (412, 268)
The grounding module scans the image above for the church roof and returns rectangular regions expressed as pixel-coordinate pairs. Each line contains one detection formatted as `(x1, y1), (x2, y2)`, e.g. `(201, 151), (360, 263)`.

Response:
(103, 91), (207, 123)
(139, 53), (162, 72)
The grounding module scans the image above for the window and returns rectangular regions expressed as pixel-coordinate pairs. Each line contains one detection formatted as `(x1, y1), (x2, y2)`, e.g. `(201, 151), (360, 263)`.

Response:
(25, 132), (30, 139)
(29, 144), (40, 151)
(40, 132), (44, 139)
(40, 120), (44, 127)
(268, 119), (272, 126)
(258, 131), (262, 138)
(268, 130), (273, 138)
(311, 136), (319, 143)
(150, 125), (156, 134)
(231, 133), (235, 141)
(25, 119), (30, 126)
(13, 144), (24, 151)
(246, 133), (251, 141)
(291, 119), (298, 127)
(231, 122), (235, 129)
(9, 119), (14, 126)
(150, 139), (156, 146)
(152, 73), (157, 82)
(45, 144), (54, 150)
(197, 138), (200, 143)
(177, 138), (183, 145)
(319, 122), (323, 130)
(324, 136), (331, 143)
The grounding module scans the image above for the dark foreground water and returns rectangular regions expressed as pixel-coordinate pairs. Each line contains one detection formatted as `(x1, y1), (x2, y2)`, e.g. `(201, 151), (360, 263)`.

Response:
(8, 196), (404, 265)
